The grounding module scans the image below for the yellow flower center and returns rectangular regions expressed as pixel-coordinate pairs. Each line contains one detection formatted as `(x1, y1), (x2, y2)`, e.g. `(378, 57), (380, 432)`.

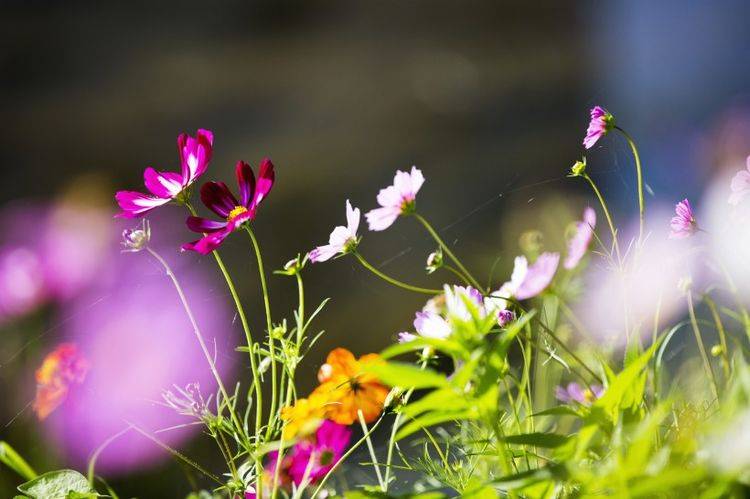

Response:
(583, 389), (595, 403)
(227, 205), (248, 222)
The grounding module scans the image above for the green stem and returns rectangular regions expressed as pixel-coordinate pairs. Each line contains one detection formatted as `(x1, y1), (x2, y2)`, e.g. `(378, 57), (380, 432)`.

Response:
(358, 410), (385, 490)
(583, 173), (621, 263)
(353, 251), (441, 295)
(615, 127), (645, 243)
(146, 248), (245, 454)
(686, 291), (720, 401)
(413, 213), (485, 291)
(442, 264), (472, 286)
(704, 294), (731, 382)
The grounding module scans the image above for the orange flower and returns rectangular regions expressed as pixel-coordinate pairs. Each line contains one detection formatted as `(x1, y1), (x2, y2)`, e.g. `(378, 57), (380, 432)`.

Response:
(33, 343), (89, 420)
(312, 348), (389, 425)
(280, 391), (328, 440)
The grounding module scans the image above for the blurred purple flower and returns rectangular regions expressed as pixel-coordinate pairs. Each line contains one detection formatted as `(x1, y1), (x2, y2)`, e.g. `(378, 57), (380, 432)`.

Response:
(729, 156), (750, 206)
(365, 166), (424, 231)
(0, 246), (46, 323)
(564, 207), (596, 270)
(554, 382), (603, 406)
(183, 159), (275, 254)
(288, 420), (352, 485)
(115, 129), (213, 218)
(309, 200), (360, 263)
(583, 106), (614, 149)
(669, 198), (698, 239)
(497, 309), (515, 327)
(413, 310), (451, 339)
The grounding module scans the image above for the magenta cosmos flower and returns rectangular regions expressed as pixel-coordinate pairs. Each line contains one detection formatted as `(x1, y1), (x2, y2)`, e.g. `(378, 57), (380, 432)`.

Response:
(309, 200), (360, 262)
(182, 159), (275, 254)
(729, 156), (750, 206)
(669, 198), (698, 239)
(555, 382), (604, 406)
(365, 166), (425, 231)
(582, 106), (614, 149)
(564, 207), (596, 270)
(116, 129), (213, 218)
(288, 420), (352, 485)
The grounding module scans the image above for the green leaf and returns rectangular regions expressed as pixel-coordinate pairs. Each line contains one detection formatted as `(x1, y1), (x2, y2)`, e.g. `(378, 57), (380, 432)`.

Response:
(380, 337), (468, 360)
(402, 388), (466, 419)
(366, 362), (449, 389)
(0, 441), (37, 481)
(502, 432), (569, 448)
(529, 406), (580, 418)
(18, 470), (95, 499)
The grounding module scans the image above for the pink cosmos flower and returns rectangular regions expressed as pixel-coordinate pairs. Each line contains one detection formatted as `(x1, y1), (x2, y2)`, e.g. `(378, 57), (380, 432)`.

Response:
(729, 156), (750, 206)
(182, 159), (275, 254)
(116, 129), (213, 218)
(583, 106), (614, 149)
(288, 420), (352, 485)
(309, 200), (360, 263)
(669, 198), (698, 239)
(564, 207), (596, 270)
(555, 382), (604, 406)
(365, 166), (425, 231)
(413, 310), (451, 339)
(444, 284), (486, 322)
(493, 253), (560, 303)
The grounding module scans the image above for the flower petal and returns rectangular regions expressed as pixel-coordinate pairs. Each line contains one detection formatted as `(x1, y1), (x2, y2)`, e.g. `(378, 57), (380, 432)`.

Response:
(115, 191), (171, 218)
(143, 167), (184, 198)
(181, 230), (231, 254)
(178, 129), (214, 184)
(515, 252), (559, 300)
(365, 206), (400, 231)
(200, 181), (239, 218)
(235, 161), (256, 207)
(251, 158), (275, 209)
(186, 216), (227, 234)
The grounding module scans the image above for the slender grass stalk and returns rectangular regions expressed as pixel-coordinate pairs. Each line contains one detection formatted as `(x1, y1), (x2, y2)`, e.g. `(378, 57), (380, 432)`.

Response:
(582, 173), (621, 264)
(703, 294), (731, 383)
(87, 427), (131, 487)
(412, 213), (485, 291)
(615, 127), (645, 242)
(686, 291), (720, 401)
(245, 227), (278, 441)
(352, 251), (441, 295)
(358, 410), (385, 490)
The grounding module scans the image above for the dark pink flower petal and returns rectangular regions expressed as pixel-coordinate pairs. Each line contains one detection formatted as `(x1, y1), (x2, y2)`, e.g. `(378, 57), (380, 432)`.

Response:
(182, 229), (232, 254)
(178, 129), (214, 184)
(251, 158), (275, 209)
(669, 198), (697, 239)
(583, 106), (613, 149)
(186, 216), (228, 234)
(235, 161), (256, 207)
(115, 191), (171, 218)
(143, 167), (185, 199)
(515, 252), (559, 300)
(200, 181), (239, 218)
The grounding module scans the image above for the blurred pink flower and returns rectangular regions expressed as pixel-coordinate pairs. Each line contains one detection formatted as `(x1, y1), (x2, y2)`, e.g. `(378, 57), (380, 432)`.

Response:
(183, 159), (275, 254)
(365, 166), (424, 231)
(669, 199), (698, 239)
(288, 420), (352, 485)
(444, 284), (486, 321)
(564, 207), (596, 270)
(413, 310), (451, 338)
(309, 200), (360, 262)
(583, 106), (614, 149)
(0, 246), (46, 322)
(729, 156), (750, 206)
(555, 382), (603, 406)
(33, 343), (89, 420)
(497, 309), (515, 327)
(115, 129), (213, 218)
(495, 253), (559, 302)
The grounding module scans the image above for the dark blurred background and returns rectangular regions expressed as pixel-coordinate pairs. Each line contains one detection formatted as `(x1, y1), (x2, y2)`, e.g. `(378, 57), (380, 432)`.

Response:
(2, 1), (750, 497)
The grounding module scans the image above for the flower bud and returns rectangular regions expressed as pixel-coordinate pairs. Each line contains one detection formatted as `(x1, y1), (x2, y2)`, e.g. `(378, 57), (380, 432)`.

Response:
(425, 248), (443, 274)
(569, 157), (587, 177)
(711, 344), (724, 357)
(121, 220), (151, 252)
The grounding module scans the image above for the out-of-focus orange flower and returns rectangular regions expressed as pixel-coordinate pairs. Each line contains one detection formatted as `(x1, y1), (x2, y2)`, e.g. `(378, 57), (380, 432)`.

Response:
(312, 348), (389, 425)
(33, 343), (89, 420)
(280, 391), (328, 440)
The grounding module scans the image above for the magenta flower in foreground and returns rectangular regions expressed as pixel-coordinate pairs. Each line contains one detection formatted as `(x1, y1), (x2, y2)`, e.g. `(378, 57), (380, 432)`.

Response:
(309, 200), (360, 263)
(555, 382), (604, 406)
(116, 129), (213, 218)
(729, 157), (750, 206)
(669, 199), (698, 239)
(564, 207), (596, 269)
(365, 166), (425, 231)
(288, 420), (352, 485)
(182, 159), (275, 254)
(582, 106), (614, 149)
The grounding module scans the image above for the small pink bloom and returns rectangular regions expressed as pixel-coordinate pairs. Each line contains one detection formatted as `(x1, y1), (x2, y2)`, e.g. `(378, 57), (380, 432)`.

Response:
(309, 200), (360, 263)
(288, 420), (351, 485)
(564, 207), (596, 269)
(115, 129), (213, 218)
(444, 284), (486, 322)
(413, 310), (451, 339)
(729, 156), (750, 206)
(582, 106), (613, 149)
(555, 382), (604, 406)
(397, 331), (417, 343)
(495, 253), (559, 301)
(669, 198), (698, 239)
(365, 166), (425, 231)
(182, 159), (275, 254)
(497, 309), (515, 327)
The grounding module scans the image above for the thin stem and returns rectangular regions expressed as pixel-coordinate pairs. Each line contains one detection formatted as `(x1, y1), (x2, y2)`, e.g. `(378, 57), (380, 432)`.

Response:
(534, 317), (602, 385)
(352, 251), (441, 295)
(358, 410), (385, 490)
(686, 291), (720, 401)
(311, 415), (385, 498)
(615, 127), (645, 242)
(582, 173), (621, 263)
(442, 264), (472, 286)
(413, 213), (485, 291)
(146, 248), (245, 451)
(245, 227), (278, 441)
(704, 294), (731, 382)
